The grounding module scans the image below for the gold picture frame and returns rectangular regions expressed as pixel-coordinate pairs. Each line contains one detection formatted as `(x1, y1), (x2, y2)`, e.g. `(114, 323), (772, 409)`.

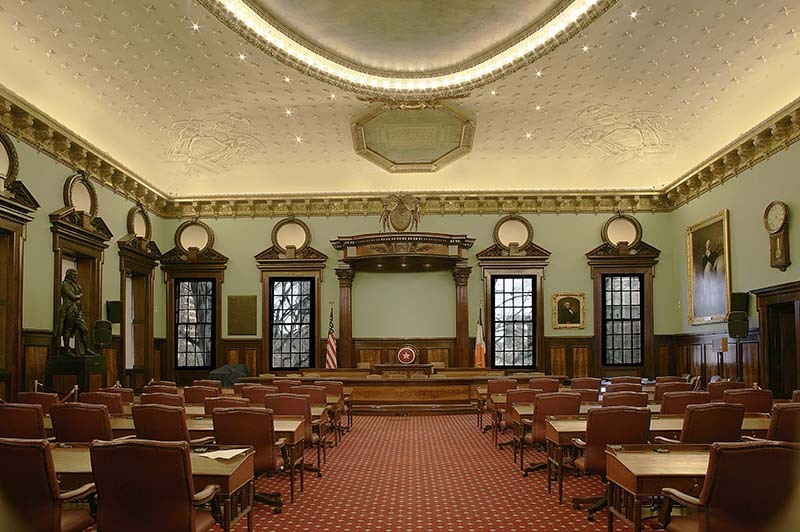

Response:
(686, 209), (731, 325)
(552, 292), (586, 329)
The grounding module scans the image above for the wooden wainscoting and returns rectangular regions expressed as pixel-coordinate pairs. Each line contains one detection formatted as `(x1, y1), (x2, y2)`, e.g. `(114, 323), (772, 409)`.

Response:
(350, 338), (474, 368)
(22, 329), (51, 393)
(543, 337), (593, 378)
(221, 338), (260, 376)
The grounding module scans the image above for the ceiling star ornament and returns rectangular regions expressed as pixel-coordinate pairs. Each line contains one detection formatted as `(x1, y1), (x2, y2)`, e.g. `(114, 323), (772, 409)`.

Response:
(197, 0), (618, 99)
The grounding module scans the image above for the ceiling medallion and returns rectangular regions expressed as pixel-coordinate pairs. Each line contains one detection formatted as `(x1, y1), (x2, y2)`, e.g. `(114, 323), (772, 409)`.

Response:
(198, 0), (617, 98)
(352, 101), (475, 173)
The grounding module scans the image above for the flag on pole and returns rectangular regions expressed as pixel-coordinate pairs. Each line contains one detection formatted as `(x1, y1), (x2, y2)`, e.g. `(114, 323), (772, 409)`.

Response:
(474, 308), (486, 368)
(325, 307), (338, 369)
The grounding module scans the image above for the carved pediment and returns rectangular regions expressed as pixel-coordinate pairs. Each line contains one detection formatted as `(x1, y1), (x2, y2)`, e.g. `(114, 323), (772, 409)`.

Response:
(49, 206), (112, 250)
(586, 239), (661, 268)
(4, 180), (40, 211)
(118, 234), (161, 259)
(254, 245), (328, 262)
(476, 241), (552, 259)
(160, 246), (229, 264)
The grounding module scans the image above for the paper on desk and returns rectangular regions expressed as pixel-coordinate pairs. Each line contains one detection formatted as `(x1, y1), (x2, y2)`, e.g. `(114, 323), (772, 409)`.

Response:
(197, 448), (249, 460)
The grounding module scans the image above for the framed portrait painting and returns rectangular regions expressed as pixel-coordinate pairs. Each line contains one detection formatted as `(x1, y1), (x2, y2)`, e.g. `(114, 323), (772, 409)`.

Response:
(552, 293), (585, 329)
(686, 209), (731, 325)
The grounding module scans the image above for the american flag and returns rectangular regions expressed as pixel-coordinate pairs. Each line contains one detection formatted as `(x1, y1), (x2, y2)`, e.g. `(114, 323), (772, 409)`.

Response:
(325, 307), (338, 369)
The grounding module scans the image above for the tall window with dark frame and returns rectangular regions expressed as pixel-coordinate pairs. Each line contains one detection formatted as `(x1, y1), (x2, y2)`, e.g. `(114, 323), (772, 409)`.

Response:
(269, 278), (315, 369)
(491, 275), (536, 368)
(175, 279), (215, 369)
(602, 274), (644, 365)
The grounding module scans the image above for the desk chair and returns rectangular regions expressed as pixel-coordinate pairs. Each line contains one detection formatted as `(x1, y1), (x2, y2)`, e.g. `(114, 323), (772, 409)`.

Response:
(483, 379), (518, 434)
(49, 403), (113, 444)
(141, 392), (185, 407)
(605, 383), (643, 393)
(265, 393), (326, 475)
(573, 389), (600, 402)
(745, 402), (800, 443)
(213, 407), (287, 510)
(90, 439), (218, 532)
(601, 391), (649, 407)
(655, 376), (688, 384)
(274, 380), (302, 393)
(149, 379), (177, 387)
(528, 378), (559, 393)
(0, 403), (46, 439)
(0, 438), (95, 532)
(660, 441), (800, 532)
(233, 382), (259, 395)
(504, 388), (543, 462)
(142, 384), (178, 395)
(98, 387), (135, 404)
(609, 376), (642, 385)
(707, 380), (745, 401)
(654, 382), (693, 402)
(655, 402), (745, 444)
(241, 385), (279, 404)
(79, 391), (125, 414)
(131, 404), (214, 445)
(16, 391), (60, 414)
(521, 392), (582, 476)
(659, 391), (711, 415)
(192, 379), (223, 393)
(572, 406), (651, 520)
(203, 396), (249, 415)
(571, 377), (601, 391)
(723, 388), (773, 413)
(290, 385), (327, 405)
(183, 386), (220, 404)
(313, 380), (349, 440)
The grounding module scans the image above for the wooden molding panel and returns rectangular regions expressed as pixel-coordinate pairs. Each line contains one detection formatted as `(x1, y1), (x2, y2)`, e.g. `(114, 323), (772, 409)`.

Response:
(221, 338), (261, 376)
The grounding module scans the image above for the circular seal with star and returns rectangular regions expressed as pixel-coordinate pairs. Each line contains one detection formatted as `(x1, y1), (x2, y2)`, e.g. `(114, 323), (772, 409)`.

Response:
(396, 345), (417, 365)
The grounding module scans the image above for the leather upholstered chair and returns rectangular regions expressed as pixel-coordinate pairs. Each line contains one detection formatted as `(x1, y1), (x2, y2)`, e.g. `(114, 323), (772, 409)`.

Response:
(528, 378), (559, 393)
(192, 379), (222, 393)
(0, 403), (47, 439)
(241, 385), (279, 404)
(149, 380), (177, 386)
(654, 382), (693, 402)
(656, 376), (688, 384)
(660, 441), (800, 532)
(521, 392), (582, 475)
(233, 382), (259, 395)
(16, 391), (60, 414)
(573, 389), (600, 402)
(131, 404), (214, 445)
(707, 380), (745, 401)
(605, 383), (643, 393)
(203, 396), (249, 415)
(265, 393), (326, 475)
(290, 385), (327, 405)
(141, 392), (185, 407)
(761, 402), (800, 442)
(793, 390), (800, 402)
(274, 380), (302, 393)
(313, 380), (349, 441)
(601, 391), (649, 407)
(49, 402), (114, 443)
(609, 376), (642, 385)
(142, 384), (178, 395)
(659, 391), (711, 415)
(0, 438), (95, 532)
(79, 391), (125, 414)
(98, 387), (135, 404)
(183, 386), (220, 404)
(504, 388), (542, 462)
(90, 439), (218, 532)
(571, 377), (602, 391)
(723, 388), (773, 413)
(213, 407), (288, 509)
(483, 379), (517, 436)
(655, 402), (745, 445)
(572, 406), (651, 520)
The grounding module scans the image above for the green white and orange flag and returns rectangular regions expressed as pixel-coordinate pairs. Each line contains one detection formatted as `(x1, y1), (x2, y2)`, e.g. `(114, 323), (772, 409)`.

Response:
(474, 308), (486, 368)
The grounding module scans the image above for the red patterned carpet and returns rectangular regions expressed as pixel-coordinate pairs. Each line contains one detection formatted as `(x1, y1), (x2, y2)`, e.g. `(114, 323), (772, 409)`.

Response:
(232, 415), (611, 532)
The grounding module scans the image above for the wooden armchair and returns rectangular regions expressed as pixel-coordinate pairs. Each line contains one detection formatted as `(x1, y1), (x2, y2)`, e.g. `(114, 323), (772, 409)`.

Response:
(182, 386), (221, 404)
(16, 391), (60, 414)
(483, 379), (517, 435)
(659, 391), (711, 414)
(502, 388), (542, 458)
(0, 438), (96, 532)
(571, 377), (601, 390)
(572, 389), (600, 402)
(528, 378), (559, 393)
(707, 380), (745, 401)
(659, 441), (800, 532)
(49, 403), (114, 444)
(241, 385), (279, 404)
(605, 383), (643, 393)
(0, 403), (47, 439)
(723, 388), (773, 413)
(274, 380), (302, 393)
(233, 382), (258, 395)
(654, 382), (693, 402)
(98, 387), (135, 404)
(609, 376), (642, 385)
(521, 392), (581, 476)
(79, 391), (125, 414)
(90, 439), (219, 532)
(203, 396), (250, 415)
(654, 402), (745, 444)
(743, 402), (800, 443)
(131, 404), (214, 445)
(313, 380), (349, 442)
(141, 392), (185, 407)
(142, 384), (179, 395)
(572, 406), (651, 519)
(265, 393), (326, 476)
(192, 379), (223, 393)
(601, 391), (648, 407)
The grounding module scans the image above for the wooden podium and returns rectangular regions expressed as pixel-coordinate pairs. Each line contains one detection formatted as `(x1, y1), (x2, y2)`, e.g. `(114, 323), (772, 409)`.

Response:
(45, 354), (106, 396)
(374, 363), (434, 377)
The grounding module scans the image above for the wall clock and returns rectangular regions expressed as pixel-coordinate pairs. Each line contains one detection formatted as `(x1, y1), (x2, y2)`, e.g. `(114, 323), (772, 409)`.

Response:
(763, 200), (790, 271)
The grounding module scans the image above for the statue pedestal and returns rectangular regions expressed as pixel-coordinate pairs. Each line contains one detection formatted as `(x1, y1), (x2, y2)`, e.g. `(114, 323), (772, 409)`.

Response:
(45, 354), (106, 396)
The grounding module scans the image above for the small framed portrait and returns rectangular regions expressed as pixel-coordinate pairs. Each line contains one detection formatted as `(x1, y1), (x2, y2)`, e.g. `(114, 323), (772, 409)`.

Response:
(552, 293), (586, 329)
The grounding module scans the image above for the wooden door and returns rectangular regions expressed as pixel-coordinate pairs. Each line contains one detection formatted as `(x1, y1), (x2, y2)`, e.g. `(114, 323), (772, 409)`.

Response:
(766, 302), (798, 398)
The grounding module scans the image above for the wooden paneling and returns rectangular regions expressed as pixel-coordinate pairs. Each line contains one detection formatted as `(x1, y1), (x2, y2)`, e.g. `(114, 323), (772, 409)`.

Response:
(427, 348), (449, 366)
(573, 347), (590, 377)
(52, 374), (77, 395)
(741, 341), (760, 386)
(221, 338), (261, 376)
(357, 349), (382, 367)
(549, 347), (567, 376)
(24, 345), (48, 393)
(102, 347), (117, 387)
(543, 337), (593, 378)
(353, 338), (459, 367)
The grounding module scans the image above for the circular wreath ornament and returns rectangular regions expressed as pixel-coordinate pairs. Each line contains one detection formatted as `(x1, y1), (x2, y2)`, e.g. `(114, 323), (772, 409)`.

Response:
(396, 345), (418, 365)
(601, 213), (642, 249)
(175, 219), (214, 253)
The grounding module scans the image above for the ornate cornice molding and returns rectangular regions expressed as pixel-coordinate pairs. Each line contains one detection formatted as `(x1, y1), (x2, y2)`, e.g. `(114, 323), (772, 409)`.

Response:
(2, 92), (799, 219)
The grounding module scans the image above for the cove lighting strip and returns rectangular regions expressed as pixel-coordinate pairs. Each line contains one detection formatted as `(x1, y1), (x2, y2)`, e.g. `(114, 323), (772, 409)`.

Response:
(217, 0), (603, 92)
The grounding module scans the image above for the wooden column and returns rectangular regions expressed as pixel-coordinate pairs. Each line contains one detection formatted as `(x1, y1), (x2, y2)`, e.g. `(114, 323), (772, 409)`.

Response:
(453, 264), (471, 368)
(336, 267), (355, 368)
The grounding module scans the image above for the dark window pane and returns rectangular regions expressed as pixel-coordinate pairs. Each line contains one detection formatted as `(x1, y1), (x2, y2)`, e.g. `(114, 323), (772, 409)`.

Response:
(491, 275), (536, 369)
(269, 278), (314, 369)
(602, 273), (644, 366)
(175, 279), (215, 368)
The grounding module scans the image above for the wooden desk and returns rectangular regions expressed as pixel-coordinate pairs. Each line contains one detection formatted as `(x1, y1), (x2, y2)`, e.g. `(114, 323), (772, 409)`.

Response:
(52, 445), (255, 532)
(544, 415), (768, 504)
(606, 444), (709, 532)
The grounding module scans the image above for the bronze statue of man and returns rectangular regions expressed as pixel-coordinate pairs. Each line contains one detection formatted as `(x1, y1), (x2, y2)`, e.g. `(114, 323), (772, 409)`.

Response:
(55, 268), (96, 356)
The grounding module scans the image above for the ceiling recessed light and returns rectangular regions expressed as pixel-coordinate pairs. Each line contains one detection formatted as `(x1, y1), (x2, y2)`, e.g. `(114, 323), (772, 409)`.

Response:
(535, 105), (542, 111)
(283, 75), (291, 83)
(238, 53), (246, 61)
(490, 89), (497, 96)
(582, 44), (590, 53)
(191, 22), (200, 31)
(525, 131), (532, 139)
(285, 108), (292, 116)
(294, 135), (303, 144)
(630, 11), (638, 20)
(329, 93), (336, 100)
(535, 70), (543, 77)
